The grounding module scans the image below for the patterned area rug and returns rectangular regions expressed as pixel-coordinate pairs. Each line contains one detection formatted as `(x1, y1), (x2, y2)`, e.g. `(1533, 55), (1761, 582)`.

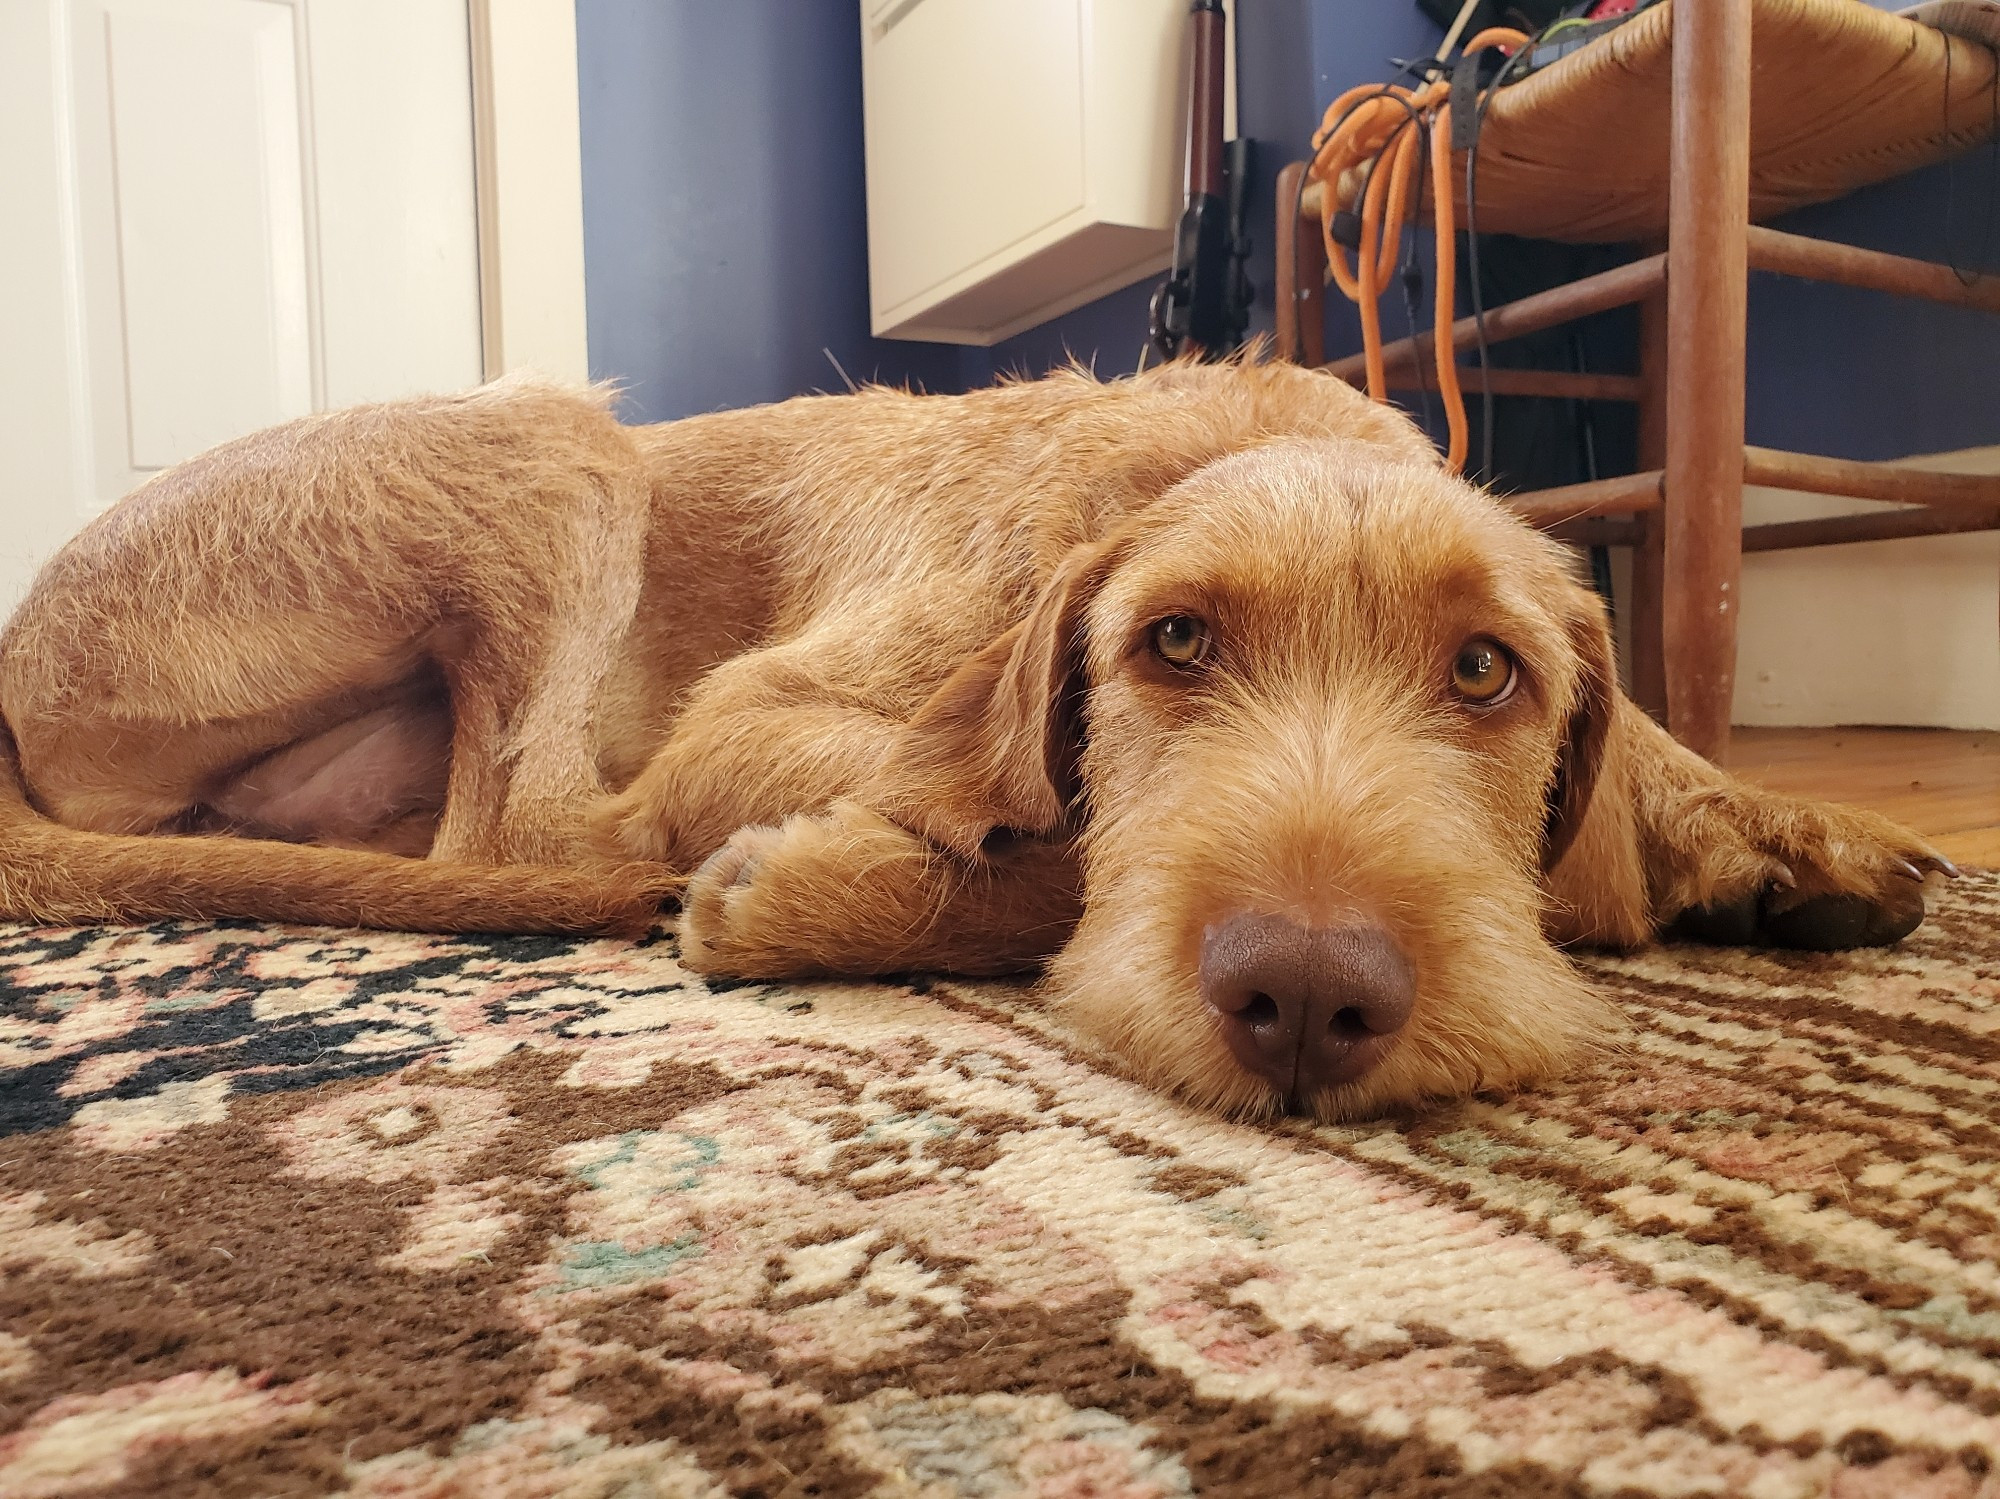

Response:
(2, 875), (1998, 1499)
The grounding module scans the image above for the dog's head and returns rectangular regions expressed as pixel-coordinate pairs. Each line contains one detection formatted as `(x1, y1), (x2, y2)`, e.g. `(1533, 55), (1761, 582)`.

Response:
(872, 439), (1621, 1121)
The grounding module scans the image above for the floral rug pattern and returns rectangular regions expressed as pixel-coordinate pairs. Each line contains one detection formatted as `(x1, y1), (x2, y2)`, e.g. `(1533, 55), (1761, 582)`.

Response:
(3, 875), (1999, 1497)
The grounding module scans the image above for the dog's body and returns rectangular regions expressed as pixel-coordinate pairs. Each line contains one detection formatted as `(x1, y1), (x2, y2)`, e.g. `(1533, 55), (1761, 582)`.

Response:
(0, 362), (1946, 1119)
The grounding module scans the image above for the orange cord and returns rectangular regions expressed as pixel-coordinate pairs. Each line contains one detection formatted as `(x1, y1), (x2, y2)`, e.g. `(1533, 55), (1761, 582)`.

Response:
(1429, 110), (1468, 472)
(1305, 28), (1528, 473)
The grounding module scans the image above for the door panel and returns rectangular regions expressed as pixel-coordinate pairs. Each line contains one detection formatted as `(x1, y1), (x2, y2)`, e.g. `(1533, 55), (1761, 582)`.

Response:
(304, 0), (481, 409)
(0, 0), (482, 614)
(85, 0), (316, 478)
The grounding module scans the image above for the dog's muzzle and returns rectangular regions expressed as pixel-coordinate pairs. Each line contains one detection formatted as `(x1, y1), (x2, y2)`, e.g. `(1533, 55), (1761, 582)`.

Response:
(1199, 913), (1415, 1108)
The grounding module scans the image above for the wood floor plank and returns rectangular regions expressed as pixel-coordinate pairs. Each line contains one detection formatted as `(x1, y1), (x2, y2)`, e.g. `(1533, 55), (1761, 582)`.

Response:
(1931, 827), (2000, 868)
(1727, 726), (1999, 864)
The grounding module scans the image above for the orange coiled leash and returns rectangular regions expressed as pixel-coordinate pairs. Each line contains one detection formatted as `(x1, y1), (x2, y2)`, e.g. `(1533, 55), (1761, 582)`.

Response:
(1303, 28), (1528, 474)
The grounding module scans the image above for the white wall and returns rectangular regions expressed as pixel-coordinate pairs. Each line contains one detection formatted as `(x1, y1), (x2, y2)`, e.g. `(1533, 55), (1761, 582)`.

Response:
(469, 0), (588, 383)
(1732, 445), (2000, 730)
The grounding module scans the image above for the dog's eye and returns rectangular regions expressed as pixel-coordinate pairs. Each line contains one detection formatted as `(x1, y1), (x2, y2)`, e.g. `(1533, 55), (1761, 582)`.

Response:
(1451, 638), (1515, 704)
(1150, 615), (1213, 670)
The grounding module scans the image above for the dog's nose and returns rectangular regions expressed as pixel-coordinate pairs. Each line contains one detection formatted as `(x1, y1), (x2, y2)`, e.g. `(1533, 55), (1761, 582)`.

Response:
(1199, 913), (1415, 1103)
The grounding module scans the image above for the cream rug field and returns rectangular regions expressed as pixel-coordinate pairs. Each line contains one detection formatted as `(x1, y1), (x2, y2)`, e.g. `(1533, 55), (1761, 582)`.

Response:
(2, 875), (1997, 1497)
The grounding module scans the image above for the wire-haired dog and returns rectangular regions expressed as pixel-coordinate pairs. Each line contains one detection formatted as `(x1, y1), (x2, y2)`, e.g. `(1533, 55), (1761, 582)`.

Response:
(0, 362), (1947, 1121)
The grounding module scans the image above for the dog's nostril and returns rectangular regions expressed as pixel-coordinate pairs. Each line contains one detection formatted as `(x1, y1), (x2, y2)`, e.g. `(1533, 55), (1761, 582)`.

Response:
(1243, 992), (1280, 1027)
(1200, 912), (1417, 1100)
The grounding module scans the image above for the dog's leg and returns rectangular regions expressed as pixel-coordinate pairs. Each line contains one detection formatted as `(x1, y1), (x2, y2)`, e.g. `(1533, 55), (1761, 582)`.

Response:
(677, 800), (1080, 977)
(5, 384), (654, 872)
(430, 459), (652, 868)
(591, 627), (925, 874)
(592, 702), (899, 876)
(434, 577), (642, 868)
(1548, 697), (1951, 950)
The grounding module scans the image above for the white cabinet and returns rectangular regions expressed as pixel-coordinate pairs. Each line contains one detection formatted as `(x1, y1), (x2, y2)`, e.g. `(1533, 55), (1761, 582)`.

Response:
(860, 0), (1231, 345)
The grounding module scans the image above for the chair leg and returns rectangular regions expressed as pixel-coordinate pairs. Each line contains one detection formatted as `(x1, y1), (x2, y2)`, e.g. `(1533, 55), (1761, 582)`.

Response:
(1661, 0), (1751, 764)
(1627, 246), (1669, 721)
(1274, 161), (1325, 366)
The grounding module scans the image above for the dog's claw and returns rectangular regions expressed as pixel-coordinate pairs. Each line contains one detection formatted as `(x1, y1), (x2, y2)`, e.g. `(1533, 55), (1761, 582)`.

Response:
(1766, 860), (1797, 891)
(1894, 854), (1959, 882)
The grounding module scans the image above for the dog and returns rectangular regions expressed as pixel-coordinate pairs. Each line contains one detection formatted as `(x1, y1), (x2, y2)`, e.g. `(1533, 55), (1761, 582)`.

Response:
(0, 361), (1948, 1121)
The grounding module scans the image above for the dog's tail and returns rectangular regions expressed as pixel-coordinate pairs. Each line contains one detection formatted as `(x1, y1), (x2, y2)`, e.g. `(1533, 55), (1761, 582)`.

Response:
(0, 728), (675, 937)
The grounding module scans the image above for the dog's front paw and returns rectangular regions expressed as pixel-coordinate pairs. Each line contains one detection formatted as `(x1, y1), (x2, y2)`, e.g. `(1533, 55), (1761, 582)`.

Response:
(679, 802), (926, 979)
(1659, 788), (1953, 951)
(679, 822), (794, 974)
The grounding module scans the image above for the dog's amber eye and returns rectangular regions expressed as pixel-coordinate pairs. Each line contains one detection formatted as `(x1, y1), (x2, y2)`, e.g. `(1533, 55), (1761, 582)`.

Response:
(1451, 638), (1515, 704)
(1150, 615), (1213, 670)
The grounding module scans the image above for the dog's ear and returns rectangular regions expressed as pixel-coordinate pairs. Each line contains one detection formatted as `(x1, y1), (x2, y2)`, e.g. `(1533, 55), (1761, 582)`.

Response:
(866, 539), (1115, 857)
(1541, 584), (1618, 872)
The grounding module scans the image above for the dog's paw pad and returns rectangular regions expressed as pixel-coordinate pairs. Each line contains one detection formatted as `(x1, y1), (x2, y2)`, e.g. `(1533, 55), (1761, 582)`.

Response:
(678, 824), (792, 973)
(694, 839), (764, 893)
(1672, 884), (1928, 952)
(1761, 883), (1928, 950)
(1668, 892), (1762, 948)
(1671, 812), (1943, 952)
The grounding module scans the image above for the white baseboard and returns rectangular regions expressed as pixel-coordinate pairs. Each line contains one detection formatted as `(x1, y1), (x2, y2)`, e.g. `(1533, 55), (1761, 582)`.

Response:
(1732, 444), (2000, 730)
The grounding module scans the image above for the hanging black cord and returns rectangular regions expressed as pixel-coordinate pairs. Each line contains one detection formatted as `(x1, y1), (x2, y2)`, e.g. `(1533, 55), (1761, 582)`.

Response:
(1400, 111), (1437, 435)
(1464, 23), (1559, 483)
(1942, 39), (2000, 287)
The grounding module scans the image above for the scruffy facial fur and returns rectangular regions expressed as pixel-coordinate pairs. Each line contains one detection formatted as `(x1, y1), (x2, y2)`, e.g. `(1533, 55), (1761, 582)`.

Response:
(1041, 446), (1620, 1119)
(0, 361), (1948, 1122)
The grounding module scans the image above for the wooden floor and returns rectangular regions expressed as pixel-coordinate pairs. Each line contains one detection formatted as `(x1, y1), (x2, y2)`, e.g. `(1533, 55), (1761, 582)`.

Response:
(1729, 727), (2000, 868)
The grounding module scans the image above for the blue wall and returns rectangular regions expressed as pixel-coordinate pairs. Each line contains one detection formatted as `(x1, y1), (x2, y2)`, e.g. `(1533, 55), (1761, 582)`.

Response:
(575, 0), (958, 424)
(949, 0), (2000, 461)
(574, 0), (1998, 456)
(573, 0), (1341, 402)
(1751, 0), (1999, 460)
(1750, 159), (2000, 461)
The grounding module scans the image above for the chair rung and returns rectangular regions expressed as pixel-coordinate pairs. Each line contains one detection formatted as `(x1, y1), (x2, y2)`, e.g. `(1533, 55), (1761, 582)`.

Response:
(1743, 507), (2000, 553)
(1323, 255), (1667, 383)
(1377, 368), (1643, 402)
(1509, 469), (1664, 524)
(1510, 449), (2000, 531)
(1545, 517), (1642, 548)
(1743, 448), (2000, 511)
(1746, 227), (2000, 315)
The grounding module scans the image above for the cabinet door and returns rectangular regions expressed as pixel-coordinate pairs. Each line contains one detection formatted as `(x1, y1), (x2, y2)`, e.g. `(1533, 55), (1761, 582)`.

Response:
(863, 0), (1088, 319)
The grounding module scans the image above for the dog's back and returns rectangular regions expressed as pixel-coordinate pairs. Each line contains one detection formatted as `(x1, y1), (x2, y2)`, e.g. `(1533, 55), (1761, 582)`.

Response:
(0, 359), (1424, 933)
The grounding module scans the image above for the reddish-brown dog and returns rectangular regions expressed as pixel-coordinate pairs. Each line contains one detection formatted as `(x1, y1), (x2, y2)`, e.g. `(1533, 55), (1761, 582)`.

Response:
(0, 362), (1947, 1120)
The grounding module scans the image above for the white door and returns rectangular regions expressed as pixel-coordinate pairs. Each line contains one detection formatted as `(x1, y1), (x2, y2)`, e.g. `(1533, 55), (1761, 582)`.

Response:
(0, 0), (485, 614)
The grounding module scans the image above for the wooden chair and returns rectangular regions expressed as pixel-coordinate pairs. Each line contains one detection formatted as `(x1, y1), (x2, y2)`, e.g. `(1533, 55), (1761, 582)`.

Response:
(1274, 0), (2000, 762)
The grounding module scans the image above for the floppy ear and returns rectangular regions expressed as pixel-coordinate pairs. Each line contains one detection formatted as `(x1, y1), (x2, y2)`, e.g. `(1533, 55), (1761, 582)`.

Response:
(865, 540), (1115, 857)
(1541, 584), (1618, 873)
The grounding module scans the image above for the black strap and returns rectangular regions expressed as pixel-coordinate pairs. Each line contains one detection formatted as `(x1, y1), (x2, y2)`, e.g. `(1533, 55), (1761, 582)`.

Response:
(1449, 50), (1482, 151)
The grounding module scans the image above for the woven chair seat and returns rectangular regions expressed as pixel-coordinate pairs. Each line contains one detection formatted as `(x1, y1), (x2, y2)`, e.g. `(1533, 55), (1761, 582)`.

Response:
(1440, 0), (1997, 243)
